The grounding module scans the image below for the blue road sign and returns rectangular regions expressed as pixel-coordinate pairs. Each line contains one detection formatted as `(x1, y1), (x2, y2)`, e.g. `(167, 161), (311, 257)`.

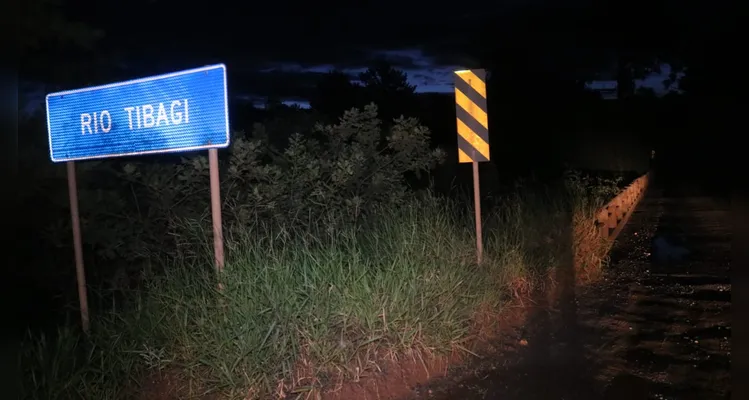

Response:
(46, 64), (229, 162)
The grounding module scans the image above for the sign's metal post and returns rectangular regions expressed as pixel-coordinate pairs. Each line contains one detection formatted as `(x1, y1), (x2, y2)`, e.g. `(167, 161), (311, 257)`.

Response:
(66, 161), (90, 334)
(208, 148), (225, 275)
(454, 68), (489, 266)
(472, 157), (483, 265)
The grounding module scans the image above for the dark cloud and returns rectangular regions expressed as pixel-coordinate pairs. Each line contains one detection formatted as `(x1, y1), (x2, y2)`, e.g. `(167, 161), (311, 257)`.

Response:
(63, 0), (693, 74)
(62, 0), (665, 100)
(228, 70), (325, 99)
(68, 0), (519, 71)
(368, 54), (422, 70)
(409, 72), (439, 87)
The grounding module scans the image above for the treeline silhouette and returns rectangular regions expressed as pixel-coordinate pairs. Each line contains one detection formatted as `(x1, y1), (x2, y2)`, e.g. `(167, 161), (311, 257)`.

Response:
(228, 61), (720, 194)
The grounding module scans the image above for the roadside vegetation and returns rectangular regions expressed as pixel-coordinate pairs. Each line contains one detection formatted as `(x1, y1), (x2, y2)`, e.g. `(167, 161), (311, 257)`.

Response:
(20, 105), (622, 399)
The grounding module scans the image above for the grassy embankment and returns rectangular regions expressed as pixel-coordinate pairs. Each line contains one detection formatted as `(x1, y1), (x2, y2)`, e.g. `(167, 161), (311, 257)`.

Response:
(20, 171), (618, 399)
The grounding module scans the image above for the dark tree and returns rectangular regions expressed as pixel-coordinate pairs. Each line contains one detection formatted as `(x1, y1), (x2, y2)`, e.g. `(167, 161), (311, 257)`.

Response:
(358, 62), (418, 123)
(454, 0), (726, 102)
(19, 0), (106, 87)
(309, 70), (362, 121)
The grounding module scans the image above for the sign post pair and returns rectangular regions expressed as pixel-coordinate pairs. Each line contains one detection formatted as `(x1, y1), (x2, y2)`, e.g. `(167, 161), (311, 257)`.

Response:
(454, 69), (489, 265)
(46, 64), (230, 333)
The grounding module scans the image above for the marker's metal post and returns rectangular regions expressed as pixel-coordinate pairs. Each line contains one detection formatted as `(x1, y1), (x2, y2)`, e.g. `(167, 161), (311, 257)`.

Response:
(208, 149), (225, 277)
(472, 156), (483, 265)
(66, 161), (90, 334)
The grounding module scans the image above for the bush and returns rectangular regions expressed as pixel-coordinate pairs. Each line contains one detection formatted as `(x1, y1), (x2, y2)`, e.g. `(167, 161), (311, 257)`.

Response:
(42, 104), (444, 282)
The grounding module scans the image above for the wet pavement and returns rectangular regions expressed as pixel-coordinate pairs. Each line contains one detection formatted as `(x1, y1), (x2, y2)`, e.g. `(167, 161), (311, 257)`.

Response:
(406, 183), (731, 400)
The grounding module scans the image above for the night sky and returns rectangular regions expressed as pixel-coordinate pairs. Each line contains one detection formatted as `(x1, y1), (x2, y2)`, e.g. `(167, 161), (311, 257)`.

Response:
(21, 0), (689, 110)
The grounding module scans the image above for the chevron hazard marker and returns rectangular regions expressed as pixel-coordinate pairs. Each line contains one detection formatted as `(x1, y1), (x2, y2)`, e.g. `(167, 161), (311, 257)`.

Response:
(454, 68), (489, 265)
(454, 69), (489, 163)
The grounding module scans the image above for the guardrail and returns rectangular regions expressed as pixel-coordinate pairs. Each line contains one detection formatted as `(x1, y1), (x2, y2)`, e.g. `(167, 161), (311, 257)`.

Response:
(596, 172), (650, 243)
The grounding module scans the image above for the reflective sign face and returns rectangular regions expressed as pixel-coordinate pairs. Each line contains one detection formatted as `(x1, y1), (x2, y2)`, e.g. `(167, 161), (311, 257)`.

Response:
(46, 64), (229, 162)
(454, 69), (489, 163)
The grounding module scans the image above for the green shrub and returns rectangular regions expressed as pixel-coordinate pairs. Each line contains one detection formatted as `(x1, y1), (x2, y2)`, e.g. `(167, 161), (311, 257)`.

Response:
(43, 104), (444, 270)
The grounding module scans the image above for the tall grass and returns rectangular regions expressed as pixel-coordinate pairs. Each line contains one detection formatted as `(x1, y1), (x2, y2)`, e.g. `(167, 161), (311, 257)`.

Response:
(20, 177), (616, 399)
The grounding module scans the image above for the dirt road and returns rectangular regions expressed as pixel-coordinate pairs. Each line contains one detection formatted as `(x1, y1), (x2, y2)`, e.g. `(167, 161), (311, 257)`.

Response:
(406, 184), (731, 400)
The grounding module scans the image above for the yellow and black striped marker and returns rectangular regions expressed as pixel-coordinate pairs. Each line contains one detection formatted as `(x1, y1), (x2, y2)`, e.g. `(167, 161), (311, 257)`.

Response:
(454, 69), (489, 163)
